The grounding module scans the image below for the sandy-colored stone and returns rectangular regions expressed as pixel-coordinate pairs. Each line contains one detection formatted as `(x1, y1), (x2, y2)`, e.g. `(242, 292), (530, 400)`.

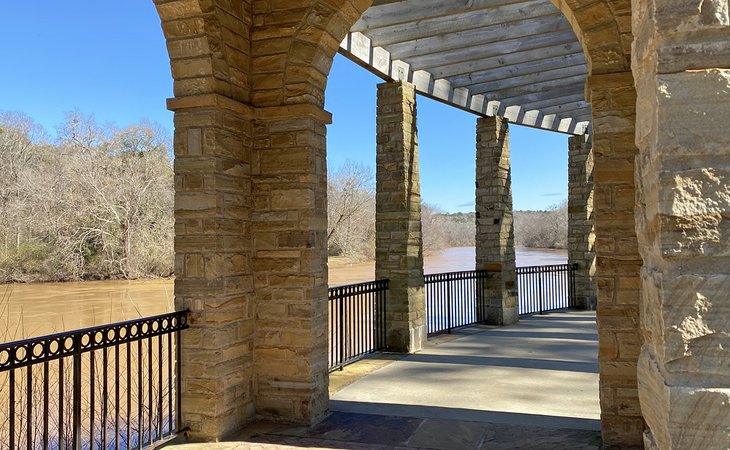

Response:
(475, 116), (518, 325)
(155, 0), (730, 446)
(375, 81), (426, 353)
(568, 135), (597, 310)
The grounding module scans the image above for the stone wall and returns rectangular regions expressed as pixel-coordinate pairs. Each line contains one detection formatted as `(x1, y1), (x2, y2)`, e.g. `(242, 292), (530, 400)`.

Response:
(168, 95), (256, 439)
(568, 135), (596, 310)
(160, 0), (374, 439)
(586, 72), (644, 448)
(475, 116), (518, 326)
(374, 81), (426, 353)
(632, 0), (730, 448)
(252, 104), (332, 424)
(158, 0), (730, 446)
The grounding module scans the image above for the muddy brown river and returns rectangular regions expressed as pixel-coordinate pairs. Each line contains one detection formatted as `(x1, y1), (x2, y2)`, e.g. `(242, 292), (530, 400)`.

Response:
(1, 247), (565, 341)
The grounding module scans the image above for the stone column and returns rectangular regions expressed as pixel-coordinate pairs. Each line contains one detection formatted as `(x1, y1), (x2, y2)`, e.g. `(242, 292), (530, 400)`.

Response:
(252, 103), (331, 424)
(568, 134), (596, 310)
(475, 116), (518, 326)
(633, 2), (730, 448)
(585, 73), (644, 448)
(168, 94), (255, 440)
(375, 81), (426, 353)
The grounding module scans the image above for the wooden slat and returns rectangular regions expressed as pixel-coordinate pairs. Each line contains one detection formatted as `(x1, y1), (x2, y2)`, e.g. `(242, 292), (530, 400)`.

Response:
(353, 0), (529, 32)
(338, 0), (593, 135)
(407, 30), (579, 72)
(457, 63), (587, 91)
(363, 0), (559, 47)
(430, 42), (584, 79)
(447, 53), (586, 89)
(386, 14), (569, 60)
(485, 78), (587, 103)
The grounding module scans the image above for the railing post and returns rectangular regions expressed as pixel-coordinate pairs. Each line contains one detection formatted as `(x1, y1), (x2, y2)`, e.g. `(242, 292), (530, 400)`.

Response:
(447, 278), (452, 334)
(570, 263), (578, 308)
(176, 328), (183, 434)
(73, 338), (82, 450)
(338, 293), (345, 370)
(537, 269), (545, 314)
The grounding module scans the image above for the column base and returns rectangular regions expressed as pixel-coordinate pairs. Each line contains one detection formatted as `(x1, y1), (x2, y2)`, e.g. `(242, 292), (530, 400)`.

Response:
(387, 323), (426, 353)
(483, 306), (518, 326)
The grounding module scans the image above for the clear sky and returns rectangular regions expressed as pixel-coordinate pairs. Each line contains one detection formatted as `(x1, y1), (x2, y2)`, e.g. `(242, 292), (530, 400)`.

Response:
(1, 2), (568, 212)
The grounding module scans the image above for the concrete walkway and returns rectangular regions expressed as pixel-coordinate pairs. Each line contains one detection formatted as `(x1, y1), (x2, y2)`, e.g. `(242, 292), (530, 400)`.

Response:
(170, 311), (601, 449)
(332, 311), (600, 431)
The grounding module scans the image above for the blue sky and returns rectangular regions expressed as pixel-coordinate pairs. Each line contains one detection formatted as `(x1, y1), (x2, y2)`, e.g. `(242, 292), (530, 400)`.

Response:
(1, 2), (568, 212)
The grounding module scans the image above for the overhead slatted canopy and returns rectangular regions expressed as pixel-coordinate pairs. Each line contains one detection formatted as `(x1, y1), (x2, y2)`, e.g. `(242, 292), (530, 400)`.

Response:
(339, 0), (591, 135)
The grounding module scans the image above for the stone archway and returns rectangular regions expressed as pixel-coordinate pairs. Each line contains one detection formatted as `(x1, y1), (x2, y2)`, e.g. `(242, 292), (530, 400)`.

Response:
(545, 1), (644, 447)
(163, 0), (730, 447)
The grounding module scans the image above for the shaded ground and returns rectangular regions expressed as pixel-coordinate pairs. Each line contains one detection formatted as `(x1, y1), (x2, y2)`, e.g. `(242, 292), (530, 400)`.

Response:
(331, 312), (599, 428)
(169, 312), (601, 449)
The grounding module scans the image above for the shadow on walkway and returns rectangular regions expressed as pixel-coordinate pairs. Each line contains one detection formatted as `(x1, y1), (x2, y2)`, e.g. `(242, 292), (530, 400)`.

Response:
(168, 311), (601, 449)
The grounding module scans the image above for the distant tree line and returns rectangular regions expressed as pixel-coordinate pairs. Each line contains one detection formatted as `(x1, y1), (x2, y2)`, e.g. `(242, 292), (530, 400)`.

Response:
(326, 161), (475, 261)
(326, 161), (568, 260)
(0, 111), (174, 282)
(0, 111), (566, 281)
(513, 201), (568, 249)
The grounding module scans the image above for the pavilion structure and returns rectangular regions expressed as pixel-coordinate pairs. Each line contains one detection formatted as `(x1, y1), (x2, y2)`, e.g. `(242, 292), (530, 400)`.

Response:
(159, 0), (730, 447)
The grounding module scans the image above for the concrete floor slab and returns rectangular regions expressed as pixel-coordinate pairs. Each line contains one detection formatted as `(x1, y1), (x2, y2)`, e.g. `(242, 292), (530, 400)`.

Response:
(330, 311), (600, 430)
(167, 311), (602, 449)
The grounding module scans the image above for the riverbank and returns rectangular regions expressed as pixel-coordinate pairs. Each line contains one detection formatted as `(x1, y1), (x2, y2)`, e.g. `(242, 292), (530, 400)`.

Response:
(328, 246), (567, 286)
(2, 247), (566, 340)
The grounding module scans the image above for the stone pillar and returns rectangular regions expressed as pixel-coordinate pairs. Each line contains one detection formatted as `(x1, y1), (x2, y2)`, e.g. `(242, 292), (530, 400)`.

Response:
(168, 95), (255, 440)
(568, 134), (596, 310)
(475, 116), (518, 326)
(585, 73), (644, 448)
(252, 103), (331, 424)
(375, 81), (426, 353)
(633, 2), (730, 448)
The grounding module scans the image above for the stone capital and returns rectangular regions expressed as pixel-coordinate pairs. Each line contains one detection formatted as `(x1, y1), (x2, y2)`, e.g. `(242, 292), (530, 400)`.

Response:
(167, 93), (254, 118)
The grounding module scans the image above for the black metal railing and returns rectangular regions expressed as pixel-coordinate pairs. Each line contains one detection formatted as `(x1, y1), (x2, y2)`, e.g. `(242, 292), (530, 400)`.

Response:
(516, 263), (577, 315)
(328, 280), (388, 371)
(424, 270), (488, 336)
(0, 310), (188, 450)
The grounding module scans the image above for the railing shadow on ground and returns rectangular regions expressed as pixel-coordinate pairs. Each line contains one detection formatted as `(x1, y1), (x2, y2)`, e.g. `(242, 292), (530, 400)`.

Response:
(227, 405), (601, 449)
(329, 401), (601, 431)
(399, 353), (598, 373)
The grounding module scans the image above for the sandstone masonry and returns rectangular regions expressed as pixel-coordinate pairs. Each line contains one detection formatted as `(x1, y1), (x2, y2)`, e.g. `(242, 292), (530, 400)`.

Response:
(586, 72), (644, 448)
(374, 81), (427, 353)
(475, 116), (518, 326)
(568, 134), (596, 311)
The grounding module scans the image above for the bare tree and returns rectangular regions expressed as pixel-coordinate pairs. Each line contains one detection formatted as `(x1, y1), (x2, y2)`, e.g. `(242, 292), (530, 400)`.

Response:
(0, 112), (47, 257)
(514, 200), (568, 249)
(327, 160), (376, 260)
(0, 110), (174, 282)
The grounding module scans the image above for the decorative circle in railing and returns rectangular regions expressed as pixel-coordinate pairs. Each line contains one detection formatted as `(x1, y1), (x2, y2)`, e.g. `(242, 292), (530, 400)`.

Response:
(0, 348), (9, 366)
(48, 339), (60, 356)
(0, 310), (189, 372)
(33, 342), (44, 358)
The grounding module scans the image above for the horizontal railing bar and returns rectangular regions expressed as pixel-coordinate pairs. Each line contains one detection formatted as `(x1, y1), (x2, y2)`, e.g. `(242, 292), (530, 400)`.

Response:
(0, 310), (189, 372)
(516, 263), (577, 274)
(425, 270), (487, 284)
(328, 279), (389, 299)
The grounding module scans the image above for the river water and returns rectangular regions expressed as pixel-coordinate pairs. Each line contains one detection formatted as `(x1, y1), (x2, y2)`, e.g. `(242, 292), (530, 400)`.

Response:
(1, 247), (565, 341)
